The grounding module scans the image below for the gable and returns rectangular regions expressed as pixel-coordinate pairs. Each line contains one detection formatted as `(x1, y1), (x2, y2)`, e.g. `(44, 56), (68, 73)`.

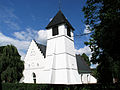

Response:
(24, 40), (46, 69)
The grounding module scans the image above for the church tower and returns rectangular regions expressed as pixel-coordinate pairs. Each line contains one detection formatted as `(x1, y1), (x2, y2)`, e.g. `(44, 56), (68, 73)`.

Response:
(45, 10), (81, 84)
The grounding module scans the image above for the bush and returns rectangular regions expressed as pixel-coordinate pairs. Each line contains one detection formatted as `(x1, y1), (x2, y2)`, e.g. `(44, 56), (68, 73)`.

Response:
(2, 83), (120, 90)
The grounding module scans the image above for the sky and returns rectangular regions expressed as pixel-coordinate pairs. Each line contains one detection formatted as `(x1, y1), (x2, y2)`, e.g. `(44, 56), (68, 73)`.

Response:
(0, 0), (96, 68)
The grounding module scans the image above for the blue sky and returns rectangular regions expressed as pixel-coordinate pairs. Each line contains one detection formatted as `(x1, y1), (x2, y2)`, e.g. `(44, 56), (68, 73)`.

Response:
(0, 0), (95, 67)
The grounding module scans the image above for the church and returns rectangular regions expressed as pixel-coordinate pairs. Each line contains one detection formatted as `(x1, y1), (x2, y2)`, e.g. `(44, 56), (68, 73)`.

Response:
(22, 10), (97, 84)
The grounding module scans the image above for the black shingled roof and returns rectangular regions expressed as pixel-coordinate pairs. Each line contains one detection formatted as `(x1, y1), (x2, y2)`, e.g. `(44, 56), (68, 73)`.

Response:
(34, 40), (46, 58)
(76, 54), (91, 74)
(46, 10), (74, 30)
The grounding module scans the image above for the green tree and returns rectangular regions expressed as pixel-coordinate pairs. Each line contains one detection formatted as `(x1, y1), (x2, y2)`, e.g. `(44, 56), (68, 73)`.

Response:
(81, 53), (90, 66)
(0, 45), (24, 83)
(83, 0), (120, 83)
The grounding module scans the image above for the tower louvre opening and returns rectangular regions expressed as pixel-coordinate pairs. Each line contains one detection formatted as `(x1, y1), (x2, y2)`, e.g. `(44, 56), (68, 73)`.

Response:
(52, 26), (59, 36)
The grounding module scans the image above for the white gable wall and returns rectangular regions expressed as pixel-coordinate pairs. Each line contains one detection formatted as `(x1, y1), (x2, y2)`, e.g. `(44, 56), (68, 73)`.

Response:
(24, 40), (45, 69)
(23, 40), (46, 83)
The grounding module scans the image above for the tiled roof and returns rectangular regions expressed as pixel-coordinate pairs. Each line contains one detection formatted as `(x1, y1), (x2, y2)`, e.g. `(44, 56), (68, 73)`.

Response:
(76, 54), (91, 74)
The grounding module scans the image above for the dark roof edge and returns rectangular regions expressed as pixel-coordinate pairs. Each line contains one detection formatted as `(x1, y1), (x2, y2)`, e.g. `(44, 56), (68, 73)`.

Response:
(46, 22), (75, 30)
(78, 70), (92, 73)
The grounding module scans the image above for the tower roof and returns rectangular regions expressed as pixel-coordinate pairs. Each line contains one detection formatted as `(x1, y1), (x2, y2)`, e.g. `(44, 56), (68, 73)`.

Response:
(46, 10), (74, 30)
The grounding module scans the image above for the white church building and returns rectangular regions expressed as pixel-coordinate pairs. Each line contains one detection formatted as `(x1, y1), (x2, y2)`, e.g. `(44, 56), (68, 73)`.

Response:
(22, 10), (97, 84)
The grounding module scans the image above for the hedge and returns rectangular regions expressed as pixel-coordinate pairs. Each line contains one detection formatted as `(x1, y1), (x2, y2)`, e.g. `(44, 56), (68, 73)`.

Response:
(2, 83), (120, 90)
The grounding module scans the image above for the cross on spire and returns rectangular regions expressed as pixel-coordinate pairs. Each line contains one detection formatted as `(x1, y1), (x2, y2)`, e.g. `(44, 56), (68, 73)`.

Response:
(59, 0), (61, 10)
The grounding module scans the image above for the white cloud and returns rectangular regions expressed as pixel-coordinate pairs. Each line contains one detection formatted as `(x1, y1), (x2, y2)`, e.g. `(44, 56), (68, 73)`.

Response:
(0, 32), (30, 60)
(14, 28), (37, 41)
(75, 46), (98, 68)
(49, 18), (53, 21)
(0, 5), (21, 30)
(0, 6), (18, 20)
(4, 20), (20, 30)
(19, 50), (26, 60)
(37, 30), (47, 45)
(84, 25), (91, 34)
(75, 46), (92, 61)
(76, 46), (91, 56)
(14, 31), (26, 40)
(13, 28), (47, 45)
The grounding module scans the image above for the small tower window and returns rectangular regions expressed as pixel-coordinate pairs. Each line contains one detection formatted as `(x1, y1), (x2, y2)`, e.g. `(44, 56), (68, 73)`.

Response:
(52, 26), (58, 36)
(67, 27), (71, 37)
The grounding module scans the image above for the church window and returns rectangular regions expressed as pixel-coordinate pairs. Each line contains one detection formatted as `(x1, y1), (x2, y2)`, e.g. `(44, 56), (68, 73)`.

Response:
(67, 27), (71, 37)
(28, 64), (30, 67)
(52, 26), (58, 36)
(33, 72), (36, 84)
(87, 75), (89, 82)
(81, 74), (83, 83)
(37, 63), (39, 66)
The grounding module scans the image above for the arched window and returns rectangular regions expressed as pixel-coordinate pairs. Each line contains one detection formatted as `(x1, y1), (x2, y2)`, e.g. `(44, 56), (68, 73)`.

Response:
(81, 74), (83, 83)
(33, 72), (36, 83)
(87, 74), (89, 83)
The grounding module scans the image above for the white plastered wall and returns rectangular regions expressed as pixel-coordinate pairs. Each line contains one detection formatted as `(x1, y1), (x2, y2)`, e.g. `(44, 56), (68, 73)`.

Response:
(23, 40), (46, 83)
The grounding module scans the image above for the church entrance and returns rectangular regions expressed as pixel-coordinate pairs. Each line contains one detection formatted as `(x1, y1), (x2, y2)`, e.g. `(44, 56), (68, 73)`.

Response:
(33, 72), (36, 84)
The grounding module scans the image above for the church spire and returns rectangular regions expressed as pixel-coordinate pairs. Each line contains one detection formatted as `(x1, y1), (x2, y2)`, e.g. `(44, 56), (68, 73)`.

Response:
(46, 10), (74, 30)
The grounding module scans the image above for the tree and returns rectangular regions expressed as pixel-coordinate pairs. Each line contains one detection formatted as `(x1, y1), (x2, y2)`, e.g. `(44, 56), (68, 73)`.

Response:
(0, 45), (24, 83)
(81, 53), (90, 66)
(83, 0), (120, 83)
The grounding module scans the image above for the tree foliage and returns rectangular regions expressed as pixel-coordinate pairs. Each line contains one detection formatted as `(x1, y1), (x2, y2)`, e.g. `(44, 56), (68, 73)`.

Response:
(83, 0), (120, 83)
(0, 45), (24, 83)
